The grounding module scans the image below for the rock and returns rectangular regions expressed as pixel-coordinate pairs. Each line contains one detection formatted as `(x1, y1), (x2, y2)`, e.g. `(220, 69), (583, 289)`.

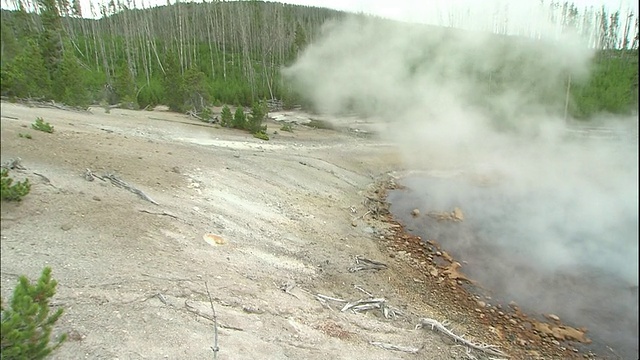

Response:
(92, 196), (101, 201)
(546, 314), (561, 322)
(428, 266), (438, 277)
(411, 208), (420, 217)
(351, 221), (357, 227)
(477, 300), (486, 308)
(452, 207), (464, 221)
(61, 224), (72, 231)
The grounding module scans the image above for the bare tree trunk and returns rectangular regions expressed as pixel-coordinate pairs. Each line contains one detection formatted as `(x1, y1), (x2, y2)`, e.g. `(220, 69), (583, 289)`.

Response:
(221, 1), (227, 80)
(564, 74), (571, 124)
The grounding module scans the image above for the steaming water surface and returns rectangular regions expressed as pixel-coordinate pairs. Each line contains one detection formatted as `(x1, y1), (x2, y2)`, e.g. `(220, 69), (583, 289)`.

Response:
(387, 139), (638, 359)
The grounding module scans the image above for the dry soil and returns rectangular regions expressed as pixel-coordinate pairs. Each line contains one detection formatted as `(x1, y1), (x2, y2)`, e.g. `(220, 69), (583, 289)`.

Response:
(1, 102), (592, 359)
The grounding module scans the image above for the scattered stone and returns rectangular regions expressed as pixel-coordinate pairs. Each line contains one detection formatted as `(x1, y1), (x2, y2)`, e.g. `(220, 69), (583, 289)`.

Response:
(203, 233), (225, 246)
(411, 208), (420, 217)
(546, 314), (561, 322)
(477, 301), (486, 308)
(61, 224), (72, 231)
(92, 196), (101, 201)
(351, 221), (357, 227)
(242, 305), (264, 314)
(518, 338), (528, 346)
(452, 207), (464, 221)
(509, 319), (518, 325)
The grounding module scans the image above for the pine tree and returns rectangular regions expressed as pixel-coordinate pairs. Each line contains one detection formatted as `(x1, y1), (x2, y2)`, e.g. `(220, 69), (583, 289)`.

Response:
(114, 62), (136, 106)
(52, 48), (89, 106)
(0, 39), (52, 99)
(220, 104), (232, 127)
(1, 267), (67, 359)
(162, 51), (186, 112)
(247, 100), (267, 133)
(36, 0), (64, 75)
(183, 67), (209, 111)
(232, 106), (246, 129)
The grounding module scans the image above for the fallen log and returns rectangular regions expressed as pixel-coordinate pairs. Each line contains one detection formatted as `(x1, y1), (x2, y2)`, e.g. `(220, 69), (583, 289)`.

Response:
(103, 173), (158, 205)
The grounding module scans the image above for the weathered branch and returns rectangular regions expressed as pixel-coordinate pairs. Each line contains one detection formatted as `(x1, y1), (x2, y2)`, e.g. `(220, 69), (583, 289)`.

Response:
(103, 173), (159, 205)
(416, 318), (507, 358)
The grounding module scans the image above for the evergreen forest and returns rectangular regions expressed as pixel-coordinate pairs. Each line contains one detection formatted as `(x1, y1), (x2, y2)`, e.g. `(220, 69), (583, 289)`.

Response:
(0, 0), (638, 120)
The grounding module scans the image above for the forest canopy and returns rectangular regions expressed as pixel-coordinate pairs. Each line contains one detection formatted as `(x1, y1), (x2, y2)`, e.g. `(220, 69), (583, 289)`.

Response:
(0, 0), (637, 120)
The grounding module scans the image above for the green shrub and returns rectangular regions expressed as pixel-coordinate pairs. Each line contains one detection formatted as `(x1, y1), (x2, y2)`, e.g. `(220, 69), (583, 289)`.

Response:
(253, 131), (270, 141)
(246, 101), (268, 133)
(220, 105), (232, 127)
(280, 123), (293, 132)
(1, 267), (66, 359)
(1, 168), (31, 201)
(200, 107), (213, 122)
(232, 107), (246, 129)
(307, 119), (334, 130)
(18, 133), (33, 139)
(31, 117), (54, 133)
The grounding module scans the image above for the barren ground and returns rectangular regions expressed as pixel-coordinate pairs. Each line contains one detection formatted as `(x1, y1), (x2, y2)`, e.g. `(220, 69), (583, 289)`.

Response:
(1, 102), (588, 359)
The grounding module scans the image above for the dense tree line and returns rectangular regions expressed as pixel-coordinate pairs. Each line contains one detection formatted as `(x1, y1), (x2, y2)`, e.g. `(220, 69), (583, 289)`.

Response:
(1, 1), (341, 111)
(0, 0), (637, 120)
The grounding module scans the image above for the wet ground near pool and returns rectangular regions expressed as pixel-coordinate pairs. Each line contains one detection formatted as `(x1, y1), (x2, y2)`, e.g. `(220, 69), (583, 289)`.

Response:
(387, 173), (638, 360)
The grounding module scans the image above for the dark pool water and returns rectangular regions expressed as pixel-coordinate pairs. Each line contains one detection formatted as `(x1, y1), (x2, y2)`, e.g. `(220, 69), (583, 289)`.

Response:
(388, 173), (638, 359)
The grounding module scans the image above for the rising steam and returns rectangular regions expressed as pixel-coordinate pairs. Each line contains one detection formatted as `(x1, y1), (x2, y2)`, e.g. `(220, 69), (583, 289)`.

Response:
(283, 0), (637, 283)
(283, 1), (638, 357)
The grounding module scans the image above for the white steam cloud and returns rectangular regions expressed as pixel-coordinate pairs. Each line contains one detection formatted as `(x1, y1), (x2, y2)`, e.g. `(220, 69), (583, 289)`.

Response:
(284, 1), (638, 356)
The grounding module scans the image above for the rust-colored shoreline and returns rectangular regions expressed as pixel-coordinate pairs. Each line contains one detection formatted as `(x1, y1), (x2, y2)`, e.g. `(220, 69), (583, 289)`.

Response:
(366, 175), (599, 360)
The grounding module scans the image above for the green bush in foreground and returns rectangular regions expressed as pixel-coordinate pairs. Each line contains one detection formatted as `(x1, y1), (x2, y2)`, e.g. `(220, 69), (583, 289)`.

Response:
(1, 168), (31, 201)
(31, 117), (54, 133)
(18, 133), (32, 139)
(253, 130), (270, 141)
(220, 105), (233, 127)
(1, 267), (67, 359)
(280, 123), (293, 132)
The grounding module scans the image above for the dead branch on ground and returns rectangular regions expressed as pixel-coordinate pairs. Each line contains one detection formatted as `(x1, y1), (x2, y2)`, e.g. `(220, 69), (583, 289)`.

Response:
(205, 282), (220, 359)
(341, 298), (401, 319)
(348, 255), (388, 272)
(362, 195), (389, 219)
(83, 168), (106, 182)
(369, 341), (421, 354)
(416, 318), (507, 358)
(315, 294), (347, 311)
(183, 300), (243, 332)
(315, 293), (401, 319)
(276, 280), (299, 299)
(32, 172), (59, 189)
(103, 173), (159, 205)
(353, 285), (373, 297)
(1, 158), (25, 170)
(138, 209), (179, 219)
(18, 98), (92, 114)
